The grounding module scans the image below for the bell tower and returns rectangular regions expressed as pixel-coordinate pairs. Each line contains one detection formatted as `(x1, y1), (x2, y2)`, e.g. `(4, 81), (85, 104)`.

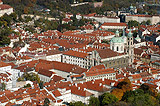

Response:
(127, 30), (134, 65)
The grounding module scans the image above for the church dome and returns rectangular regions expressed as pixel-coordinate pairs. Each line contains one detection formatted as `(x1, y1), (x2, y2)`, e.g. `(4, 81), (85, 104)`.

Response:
(110, 37), (124, 43)
(130, 5), (134, 9)
(135, 35), (140, 40)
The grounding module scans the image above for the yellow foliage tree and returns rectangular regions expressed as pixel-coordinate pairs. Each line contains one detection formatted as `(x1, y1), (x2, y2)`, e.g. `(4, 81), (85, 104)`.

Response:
(111, 88), (124, 101)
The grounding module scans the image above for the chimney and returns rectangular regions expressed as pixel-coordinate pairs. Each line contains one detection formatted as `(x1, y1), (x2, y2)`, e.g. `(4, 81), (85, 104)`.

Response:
(78, 87), (80, 90)
(111, 82), (115, 86)
(148, 68), (152, 74)
(75, 83), (77, 87)
(135, 80), (137, 83)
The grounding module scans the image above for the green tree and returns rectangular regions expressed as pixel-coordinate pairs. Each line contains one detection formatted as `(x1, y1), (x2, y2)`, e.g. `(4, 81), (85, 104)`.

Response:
(23, 73), (40, 83)
(69, 101), (84, 106)
(128, 20), (140, 28)
(39, 81), (44, 89)
(146, 20), (151, 25)
(128, 93), (158, 106)
(1, 82), (6, 91)
(101, 92), (118, 105)
(44, 98), (50, 106)
(88, 96), (100, 106)
(24, 83), (31, 88)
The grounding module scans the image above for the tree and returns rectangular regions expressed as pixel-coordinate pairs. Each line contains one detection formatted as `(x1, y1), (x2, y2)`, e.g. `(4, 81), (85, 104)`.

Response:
(157, 93), (160, 104)
(108, 101), (129, 106)
(69, 101), (84, 106)
(122, 89), (144, 102)
(23, 73), (40, 83)
(101, 92), (118, 105)
(128, 93), (158, 106)
(146, 20), (151, 25)
(24, 83), (31, 88)
(88, 96), (100, 106)
(39, 81), (44, 89)
(140, 83), (158, 97)
(111, 88), (124, 101)
(1, 82), (6, 91)
(117, 78), (132, 92)
(128, 20), (140, 28)
(44, 98), (50, 106)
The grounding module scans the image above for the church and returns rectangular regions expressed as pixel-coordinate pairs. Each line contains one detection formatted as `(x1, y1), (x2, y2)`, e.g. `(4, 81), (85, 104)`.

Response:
(0, 0), (13, 17)
(110, 29), (134, 65)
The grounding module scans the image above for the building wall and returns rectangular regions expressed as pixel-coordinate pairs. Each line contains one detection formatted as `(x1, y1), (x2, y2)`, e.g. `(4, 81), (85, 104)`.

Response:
(100, 34), (115, 41)
(134, 42), (146, 48)
(0, 8), (13, 17)
(38, 74), (51, 82)
(86, 73), (116, 82)
(101, 25), (126, 30)
(85, 16), (120, 23)
(0, 66), (11, 72)
(126, 15), (160, 25)
(62, 55), (89, 69)
(50, 69), (77, 78)
(101, 55), (129, 68)
(46, 54), (62, 62)
(110, 42), (125, 53)
(58, 90), (72, 102)
(71, 94), (90, 104)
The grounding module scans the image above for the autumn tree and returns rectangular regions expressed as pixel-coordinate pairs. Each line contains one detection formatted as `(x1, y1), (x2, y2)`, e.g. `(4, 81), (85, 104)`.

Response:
(140, 83), (158, 97)
(117, 78), (132, 93)
(111, 88), (124, 101)
(24, 7), (29, 14)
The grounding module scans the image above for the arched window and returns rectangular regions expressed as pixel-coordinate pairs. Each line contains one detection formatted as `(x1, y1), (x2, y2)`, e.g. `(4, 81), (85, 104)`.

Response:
(117, 46), (119, 51)
(112, 46), (114, 50)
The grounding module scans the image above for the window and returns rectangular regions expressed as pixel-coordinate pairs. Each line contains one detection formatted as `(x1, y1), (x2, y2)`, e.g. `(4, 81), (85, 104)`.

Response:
(121, 46), (123, 51)
(117, 46), (119, 51)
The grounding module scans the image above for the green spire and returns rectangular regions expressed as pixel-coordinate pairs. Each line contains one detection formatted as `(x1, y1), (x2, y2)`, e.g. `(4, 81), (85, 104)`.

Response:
(115, 30), (119, 37)
(128, 30), (133, 37)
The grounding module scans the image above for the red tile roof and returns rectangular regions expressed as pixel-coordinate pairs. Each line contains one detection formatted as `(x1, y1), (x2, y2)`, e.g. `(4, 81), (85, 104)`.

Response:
(0, 4), (12, 10)
(97, 48), (123, 59)
(71, 86), (93, 97)
(0, 61), (10, 67)
(63, 50), (88, 58)
(38, 69), (55, 77)
(52, 90), (62, 97)
(85, 68), (116, 77)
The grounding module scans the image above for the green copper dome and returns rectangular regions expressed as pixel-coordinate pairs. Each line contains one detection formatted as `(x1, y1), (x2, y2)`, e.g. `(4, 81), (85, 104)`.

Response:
(130, 5), (134, 9)
(110, 37), (124, 43)
(115, 30), (119, 34)
(128, 31), (133, 37)
(135, 35), (140, 40)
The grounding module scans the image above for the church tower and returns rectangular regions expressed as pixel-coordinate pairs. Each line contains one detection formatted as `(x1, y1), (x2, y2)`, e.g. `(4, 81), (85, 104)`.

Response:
(127, 30), (134, 65)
